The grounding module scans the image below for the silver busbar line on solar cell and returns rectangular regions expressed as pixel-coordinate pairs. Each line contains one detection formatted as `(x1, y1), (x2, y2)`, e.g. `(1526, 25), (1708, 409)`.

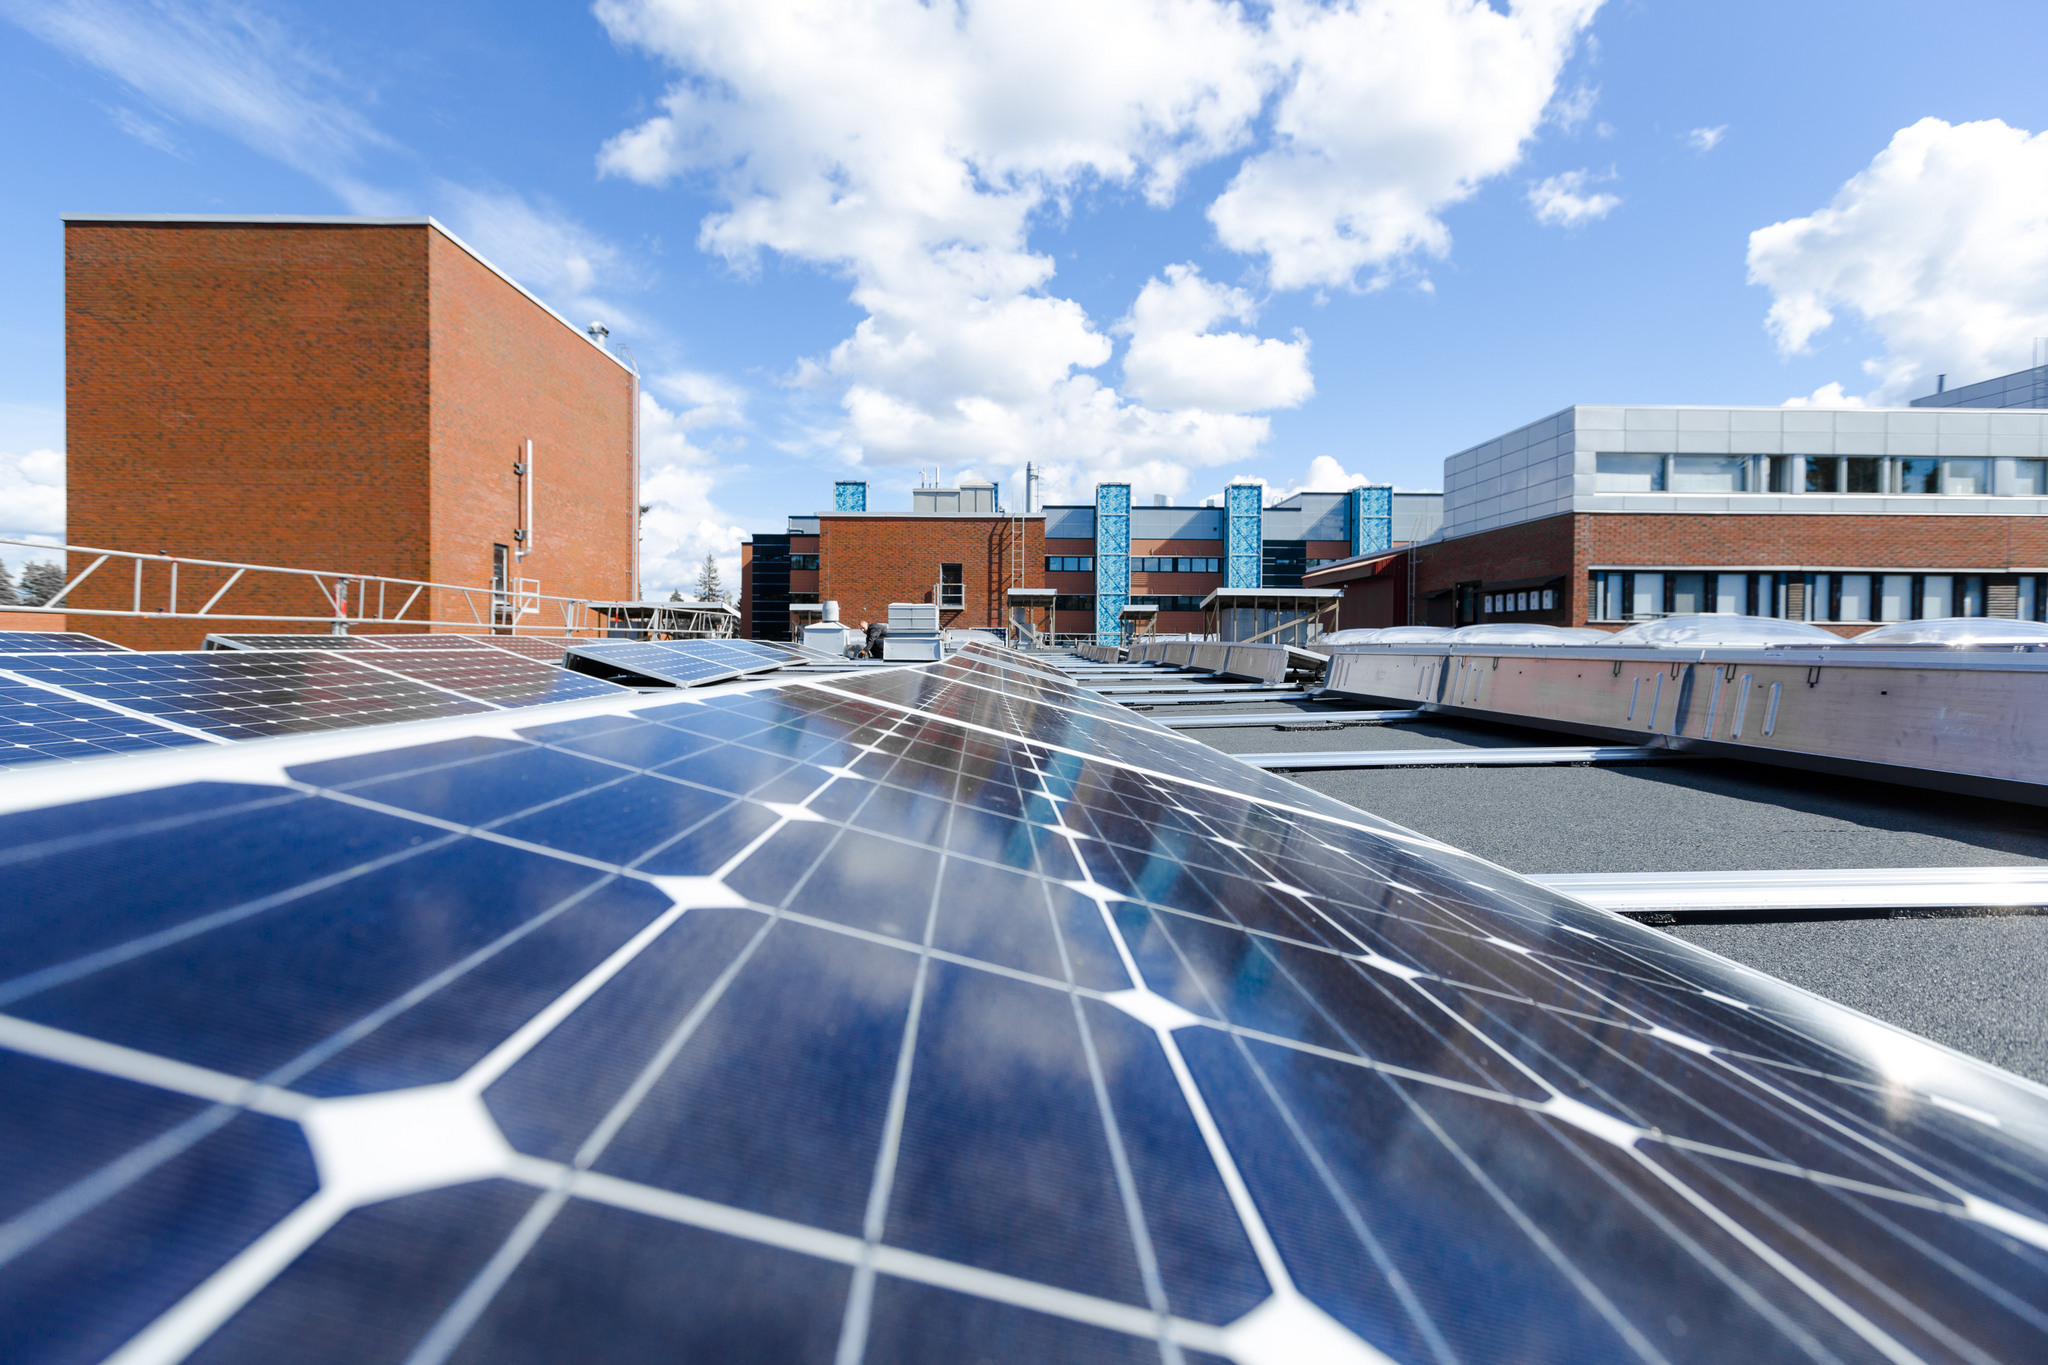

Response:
(5, 639), (2048, 1362)
(1321, 615), (2048, 807)
(0, 534), (598, 634)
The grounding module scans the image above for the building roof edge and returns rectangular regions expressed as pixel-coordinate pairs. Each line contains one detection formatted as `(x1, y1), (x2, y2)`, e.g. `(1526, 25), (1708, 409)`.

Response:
(60, 213), (633, 375)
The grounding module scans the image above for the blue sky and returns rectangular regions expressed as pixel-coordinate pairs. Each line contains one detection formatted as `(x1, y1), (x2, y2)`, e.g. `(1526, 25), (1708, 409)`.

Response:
(4, 0), (2047, 591)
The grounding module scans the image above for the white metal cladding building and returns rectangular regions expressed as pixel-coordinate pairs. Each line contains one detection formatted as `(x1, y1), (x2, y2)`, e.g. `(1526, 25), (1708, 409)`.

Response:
(1410, 404), (2048, 631)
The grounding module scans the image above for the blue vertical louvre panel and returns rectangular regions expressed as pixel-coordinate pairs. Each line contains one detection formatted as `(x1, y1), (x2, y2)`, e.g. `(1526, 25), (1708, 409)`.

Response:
(1350, 485), (1393, 558)
(1224, 484), (1262, 589)
(833, 481), (868, 512)
(1092, 483), (1130, 645)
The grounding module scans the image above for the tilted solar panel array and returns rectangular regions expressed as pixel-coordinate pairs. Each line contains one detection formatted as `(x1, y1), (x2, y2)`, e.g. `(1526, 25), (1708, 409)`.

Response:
(565, 639), (796, 688)
(0, 631), (130, 652)
(1, 646), (2046, 1363)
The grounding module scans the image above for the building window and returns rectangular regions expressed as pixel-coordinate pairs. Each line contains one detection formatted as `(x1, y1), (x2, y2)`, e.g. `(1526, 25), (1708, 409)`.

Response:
(1129, 594), (1206, 612)
(939, 563), (964, 609)
(1671, 456), (1747, 493)
(2015, 460), (2047, 496)
(789, 553), (820, 570)
(1810, 456), (1883, 493)
(1595, 453), (1664, 492)
(1940, 459), (1989, 496)
(1767, 456), (1793, 492)
(1130, 556), (1220, 574)
(788, 592), (821, 605)
(1053, 594), (1095, 612)
(1805, 457), (1837, 493)
(492, 543), (511, 627)
(1045, 555), (1094, 572)
(1895, 458), (1940, 494)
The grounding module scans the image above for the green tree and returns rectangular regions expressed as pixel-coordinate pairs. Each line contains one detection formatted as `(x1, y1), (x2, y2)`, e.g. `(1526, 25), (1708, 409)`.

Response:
(0, 560), (17, 606)
(19, 561), (64, 607)
(696, 553), (723, 603)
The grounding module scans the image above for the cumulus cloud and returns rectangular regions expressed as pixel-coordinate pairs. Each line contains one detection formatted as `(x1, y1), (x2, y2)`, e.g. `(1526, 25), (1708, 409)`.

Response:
(1256, 454), (1379, 503)
(433, 184), (649, 335)
(635, 390), (751, 599)
(1527, 168), (1619, 226)
(1209, 0), (1602, 290)
(1118, 265), (1313, 413)
(1687, 125), (1726, 153)
(1781, 382), (1867, 409)
(0, 448), (66, 543)
(1747, 117), (2048, 402)
(597, 0), (1598, 496)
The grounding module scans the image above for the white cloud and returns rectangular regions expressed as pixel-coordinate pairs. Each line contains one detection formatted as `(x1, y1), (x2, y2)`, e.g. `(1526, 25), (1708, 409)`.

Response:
(1118, 265), (1313, 413)
(1781, 382), (1866, 409)
(3, 0), (398, 211)
(106, 104), (184, 156)
(597, 0), (1598, 498)
(1209, 0), (1603, 290)
(636, 390), (750, 599)
(432, 184), (648, 335)
(1527, 168), (1619, 227)
(1687, 125), (1727, 153)
(1255, 454), (1380, 504)
(1548, 84), (1599, 134)
(0, 448), (66, 544)
(1747, 117), (2048, 403)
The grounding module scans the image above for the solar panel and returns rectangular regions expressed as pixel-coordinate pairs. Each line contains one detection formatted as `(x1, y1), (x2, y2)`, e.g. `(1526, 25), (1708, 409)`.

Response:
(565, 640), (753, 688)
(470, 636), (588, 665)
(0, 630), (130, 653)
(0, 670), (214, 766)
(352, 635), (507, 652)
(0, 650), (492, 739)
(348, 648), (632, 709)
(204, 634), (396, 651)
(2, 648), (2047, 1363)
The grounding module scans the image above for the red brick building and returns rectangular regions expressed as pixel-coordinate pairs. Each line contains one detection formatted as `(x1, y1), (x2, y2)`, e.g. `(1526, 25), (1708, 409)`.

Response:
(63, 214), (636, 649)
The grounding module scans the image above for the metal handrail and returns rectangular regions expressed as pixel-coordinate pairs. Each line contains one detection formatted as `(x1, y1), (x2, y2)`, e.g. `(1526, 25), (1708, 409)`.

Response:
(0, 535), (600, 634)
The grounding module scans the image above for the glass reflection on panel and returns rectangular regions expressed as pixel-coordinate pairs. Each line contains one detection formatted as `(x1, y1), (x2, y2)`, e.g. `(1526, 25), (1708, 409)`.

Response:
(1896, 458), (1940, 493)
(1670, 455), (1747, 492)
(1879, 575), (1911, 622)
(2016, 460), (2048, 496)
(1715, 573), (1746, 614)
(1631, 572), (1663, 619)
(1838, 574), (1871, 622)
(1941, 459), (1990, 495)
(1846, 457), (1883, 492)
(1595, 453), (1664, 492)
(1805, 456), (1840, 492)
(1673, 573), (1705, 614)
(1922, 575), (1953, 619)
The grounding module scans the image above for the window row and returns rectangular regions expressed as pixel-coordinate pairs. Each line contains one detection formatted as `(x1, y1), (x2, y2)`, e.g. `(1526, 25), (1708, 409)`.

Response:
(1594, 453), (2048, 496)
(1129, 595), (1207, 613)
(1589, 570), (2048, 623)
(1045, 556), (1094, 573)
(1133, 556), (1221, 574)
(788, 553), (821, 571)
(1484, 589), (1558, 616)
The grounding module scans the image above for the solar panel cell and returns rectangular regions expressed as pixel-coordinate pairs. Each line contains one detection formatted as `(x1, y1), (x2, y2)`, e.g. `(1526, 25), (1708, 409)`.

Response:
(0, 672), (211, 766)
(349, 649), (629, 709)
(1, 653), (491, 738)
(0, 630), (129, 652)
(3, 651), (2048, 1363)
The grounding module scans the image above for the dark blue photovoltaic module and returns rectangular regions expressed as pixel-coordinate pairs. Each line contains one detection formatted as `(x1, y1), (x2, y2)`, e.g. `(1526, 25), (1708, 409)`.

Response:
(0, 670), (214, 766)
(564, 639), (792, 688)
(0, 631), (130, 653)
(1, 644), (2047, 1364)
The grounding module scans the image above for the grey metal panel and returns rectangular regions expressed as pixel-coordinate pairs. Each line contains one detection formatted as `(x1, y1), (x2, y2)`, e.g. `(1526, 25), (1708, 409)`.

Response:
(1536, 866), (2048, 914)
(1042, 505), (1096, 539)
(1128, 506), (1222, 541)
(1323, 642), (2048, 804)
(1237, 746), (1671, 770)
(1291, 492), (1350, 542)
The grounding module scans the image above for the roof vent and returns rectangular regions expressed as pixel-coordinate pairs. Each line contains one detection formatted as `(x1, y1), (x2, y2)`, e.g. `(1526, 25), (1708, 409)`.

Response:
(587, 321), (610, 350)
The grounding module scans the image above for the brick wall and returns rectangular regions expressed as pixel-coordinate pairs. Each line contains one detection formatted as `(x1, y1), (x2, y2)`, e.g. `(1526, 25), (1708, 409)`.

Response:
(815, 516), (1044, 630)
(63, 220), (632, 649)
(66, 222), (434, 648)
(426, 230), (633, 630)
